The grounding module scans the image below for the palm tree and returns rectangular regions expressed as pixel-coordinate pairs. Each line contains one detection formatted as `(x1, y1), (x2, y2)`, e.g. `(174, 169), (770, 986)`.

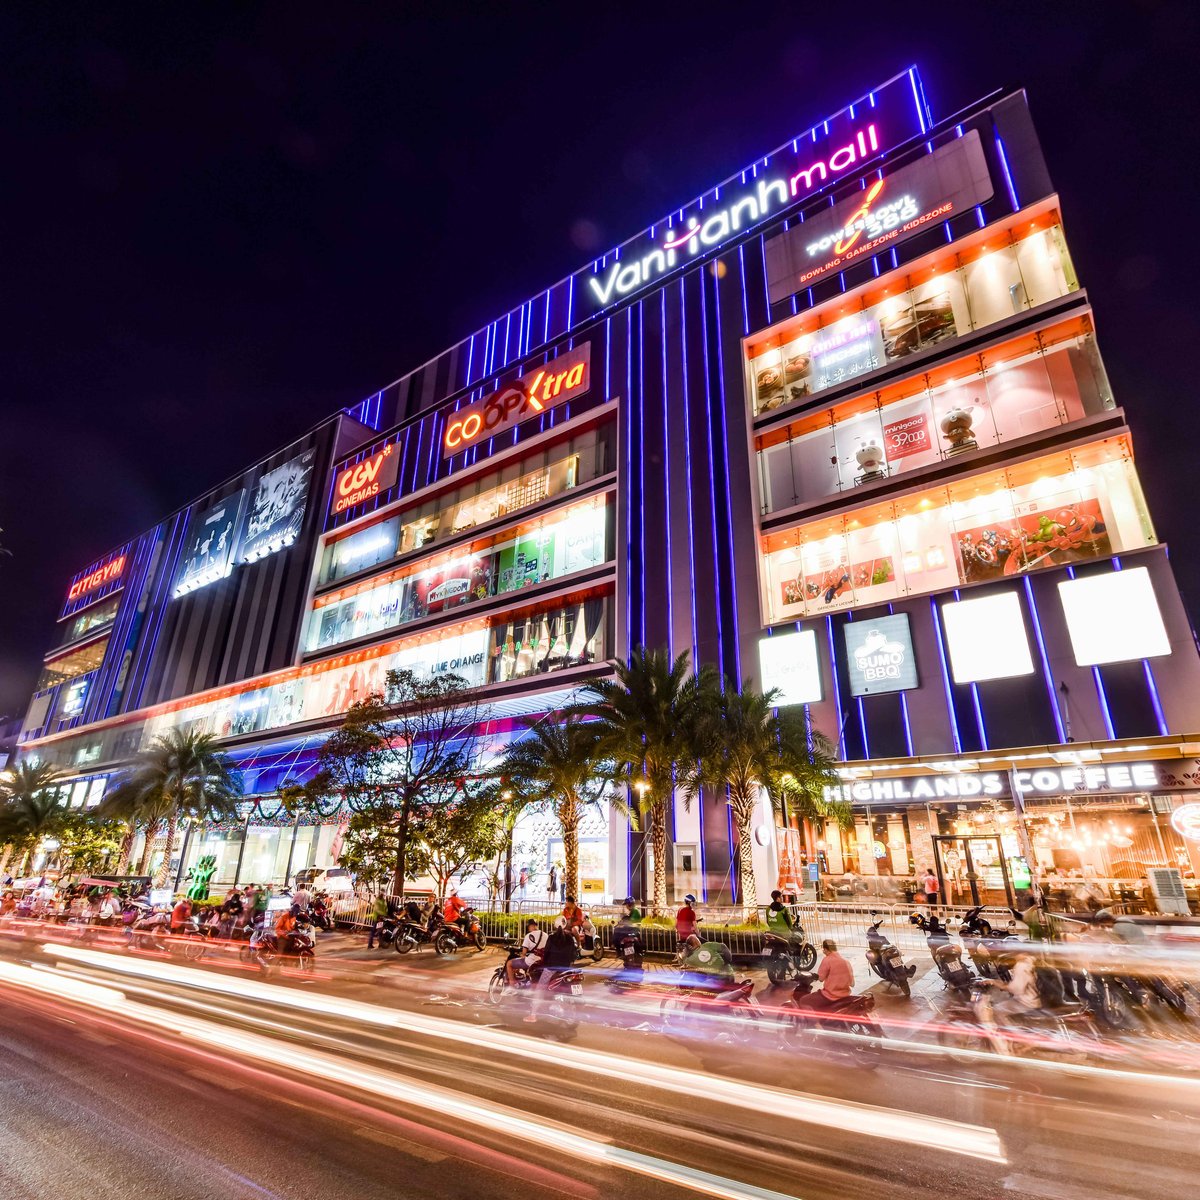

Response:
(695, 683), (846, 919)
(498, 713), (623, 901)
(0, 761), (64, 877)
(571, 647), (719, 914)
(98, 730), (243, 887)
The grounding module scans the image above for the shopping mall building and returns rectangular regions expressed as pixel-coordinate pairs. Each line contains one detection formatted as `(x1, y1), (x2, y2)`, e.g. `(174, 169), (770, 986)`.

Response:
(18, 67), (1200, 911)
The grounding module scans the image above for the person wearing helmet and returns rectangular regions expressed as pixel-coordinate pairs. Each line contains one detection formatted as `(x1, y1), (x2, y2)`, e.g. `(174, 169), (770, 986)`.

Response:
(675, 894), (699, 942)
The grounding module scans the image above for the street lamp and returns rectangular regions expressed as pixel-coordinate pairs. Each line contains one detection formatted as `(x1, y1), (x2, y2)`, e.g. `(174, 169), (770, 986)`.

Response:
(633, 780), (649, 797)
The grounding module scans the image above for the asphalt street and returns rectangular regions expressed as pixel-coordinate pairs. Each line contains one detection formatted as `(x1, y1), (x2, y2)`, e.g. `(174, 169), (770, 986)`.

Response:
(1, 926), (1199, 1200)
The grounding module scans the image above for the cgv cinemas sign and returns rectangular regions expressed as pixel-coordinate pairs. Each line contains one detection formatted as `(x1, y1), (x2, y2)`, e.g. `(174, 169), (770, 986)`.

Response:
(443, 343), (591, 457)
(331, 443), (399, 516)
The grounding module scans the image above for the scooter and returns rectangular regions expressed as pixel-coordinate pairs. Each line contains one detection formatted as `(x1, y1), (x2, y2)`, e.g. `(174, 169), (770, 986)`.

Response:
(394, 902), (439, 955)
(959, 906), (1019, 982)
(607, 926), (646, 992)
(911, 911), (975, 999)
(487, 944), (583, 1040)
(782, 973), (886, 1068)
(659, 960), (761, 1044)
(433, 908), (486, 956)
(865, 914), (916, 997)
(307, 894), (334, 932)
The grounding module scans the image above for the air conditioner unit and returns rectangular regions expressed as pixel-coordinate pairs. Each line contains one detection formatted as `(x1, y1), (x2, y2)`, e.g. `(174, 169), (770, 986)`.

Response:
(1147, 867), (1190, 916)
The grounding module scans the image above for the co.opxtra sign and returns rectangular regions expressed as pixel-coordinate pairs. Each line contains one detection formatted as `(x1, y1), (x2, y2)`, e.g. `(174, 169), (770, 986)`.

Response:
(443, 343), (591, 457)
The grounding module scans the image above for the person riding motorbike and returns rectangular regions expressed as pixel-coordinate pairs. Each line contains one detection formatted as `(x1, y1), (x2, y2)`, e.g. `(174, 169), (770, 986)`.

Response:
(794, 939), (853, 1013)
(561, 895), (586, 944)
(680, 934), (735, 989)
(528, 918), (580, 1022)
(506, 918), (548, 986)
(443, 890), (468, 925)
(170, 897), (193, 935)
(367, 894), (397, 949)
(765, 890), (794, 935)
(675, 895), (699, 942)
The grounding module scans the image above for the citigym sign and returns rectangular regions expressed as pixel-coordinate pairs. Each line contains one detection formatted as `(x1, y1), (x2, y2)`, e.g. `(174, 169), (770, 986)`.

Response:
(584, 71), (928, 312)
(66, 554), (126, 603)
(443, 343), (591, 457)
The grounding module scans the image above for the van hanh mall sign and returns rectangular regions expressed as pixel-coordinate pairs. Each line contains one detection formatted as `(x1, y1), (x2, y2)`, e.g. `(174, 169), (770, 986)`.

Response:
(583, 69), (930, 313)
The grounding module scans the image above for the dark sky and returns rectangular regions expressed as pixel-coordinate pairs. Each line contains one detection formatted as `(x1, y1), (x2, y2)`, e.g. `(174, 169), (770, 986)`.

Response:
(3, 3), (1199, 718)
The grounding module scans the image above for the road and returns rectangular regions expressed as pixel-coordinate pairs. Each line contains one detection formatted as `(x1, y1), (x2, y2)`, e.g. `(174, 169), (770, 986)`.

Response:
(1, 925), (1199, 1199)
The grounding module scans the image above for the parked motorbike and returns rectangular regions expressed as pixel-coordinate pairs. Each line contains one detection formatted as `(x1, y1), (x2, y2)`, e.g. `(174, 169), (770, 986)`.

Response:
(394, 902), (439, 955)
(865, 914), (916, 997)
(782, 973), (886, 1067)
(763, 927), (818, 985)
(307, 894), (334, 932)
(607, 927), (646, 992)
(434, 908), (486, 956)
(911, 912), (975, 999)
(959, 906), (1019, 982)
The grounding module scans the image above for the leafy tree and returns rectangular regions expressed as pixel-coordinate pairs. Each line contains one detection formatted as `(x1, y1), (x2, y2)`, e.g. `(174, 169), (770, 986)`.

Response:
(55, 810), (125, 875)
(300, 669), (483, 894)
(98, 730), (243, 887)
(694, 683), (845, 919)
(336, 803), (402, 896)
(0, 761), (65, 876)
(407, 791), (505, 900)
(570, 647), (718, 913)
(497, 712), (623, 902)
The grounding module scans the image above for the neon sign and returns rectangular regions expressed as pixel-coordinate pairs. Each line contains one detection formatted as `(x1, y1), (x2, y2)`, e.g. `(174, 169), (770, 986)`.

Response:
(331, 443), (399, 516)
(67, 555), (126, 602)
(443, 342), (590, 457)
(1171, 803), (1200, 843)
(584, 71), (930, 312)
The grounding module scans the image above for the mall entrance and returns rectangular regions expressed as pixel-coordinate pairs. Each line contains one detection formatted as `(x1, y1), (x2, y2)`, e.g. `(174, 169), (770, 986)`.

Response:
(933, 833), (1015, 908)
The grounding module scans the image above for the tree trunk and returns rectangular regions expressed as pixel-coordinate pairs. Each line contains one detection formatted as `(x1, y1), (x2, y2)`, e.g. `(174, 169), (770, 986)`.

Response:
(115, 826), (136, 875)
(390, 802), (411, 897)
(561, 803), (580, 902)
(154, 812), (179, 889)
(650, 804), (669, 915)
(135, 821), (160, 876)
(0, 843), (12, 878)
(735, 797), (759, 922)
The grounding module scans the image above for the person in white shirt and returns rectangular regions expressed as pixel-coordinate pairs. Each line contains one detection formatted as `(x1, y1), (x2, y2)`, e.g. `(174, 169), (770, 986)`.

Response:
(506, 918), (548, 985)
(291, 883), (312, 913)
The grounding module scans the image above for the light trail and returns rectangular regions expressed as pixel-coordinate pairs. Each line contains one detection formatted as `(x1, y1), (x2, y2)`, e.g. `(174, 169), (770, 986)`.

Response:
(41, 943), (1004, 1161)
(0, 958), (798, 1200)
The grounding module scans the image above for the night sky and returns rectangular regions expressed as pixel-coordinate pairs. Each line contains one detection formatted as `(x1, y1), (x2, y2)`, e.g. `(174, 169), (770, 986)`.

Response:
(3, 4), (1199, 719)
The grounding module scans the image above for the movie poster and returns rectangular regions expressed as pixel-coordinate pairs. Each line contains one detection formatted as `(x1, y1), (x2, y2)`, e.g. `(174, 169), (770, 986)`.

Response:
(175, 491), (245, 596)
(241, 449), (315, 562)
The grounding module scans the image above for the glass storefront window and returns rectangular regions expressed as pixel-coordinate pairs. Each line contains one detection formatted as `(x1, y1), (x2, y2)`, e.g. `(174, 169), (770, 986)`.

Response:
(762, 438), (1154, 621)
(38, 637), (109, 690)
(320, 422), (614, 585)
(306, 496), (611, 653)
(749, 222), (1080, 418)
(60, 596), (120, 647)
(755, 327), (1114, 515)
(489, 597), (608, 683)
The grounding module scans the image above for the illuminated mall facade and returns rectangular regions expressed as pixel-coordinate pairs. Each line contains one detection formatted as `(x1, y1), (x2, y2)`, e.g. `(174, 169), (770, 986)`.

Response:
(18, 67), (1200, 910)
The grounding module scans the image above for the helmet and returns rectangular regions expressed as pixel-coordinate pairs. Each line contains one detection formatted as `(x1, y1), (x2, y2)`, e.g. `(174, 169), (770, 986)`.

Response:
(553, 916), (567, 930)
(684, 894), (697, 905)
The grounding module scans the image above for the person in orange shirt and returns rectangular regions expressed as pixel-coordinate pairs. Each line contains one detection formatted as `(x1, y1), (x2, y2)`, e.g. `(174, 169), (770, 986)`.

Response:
(795, 939), (854, 1013)
(443, 890), (467, 925)
(560, 894), (585, 941)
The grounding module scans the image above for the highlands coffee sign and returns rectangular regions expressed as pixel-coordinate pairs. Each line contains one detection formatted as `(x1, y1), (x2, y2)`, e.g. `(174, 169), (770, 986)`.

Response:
(443, 342), (591, 457)
(584, 71), (929, 312)
(765, 128), (994, 302)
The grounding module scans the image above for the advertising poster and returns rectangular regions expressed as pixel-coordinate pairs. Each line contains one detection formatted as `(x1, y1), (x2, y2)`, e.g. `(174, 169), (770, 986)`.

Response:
(241, 448), (315, 562)
(882, 407), (934, 463)
(410, 554), (494, 618)
(175, 491), (245, 596)
(556, 506), (607, 576)
(955, 498), (1111, 583)
(810, 316), (887, 392)
(498, 532), (554, 592)
(843, 613), (919, 697)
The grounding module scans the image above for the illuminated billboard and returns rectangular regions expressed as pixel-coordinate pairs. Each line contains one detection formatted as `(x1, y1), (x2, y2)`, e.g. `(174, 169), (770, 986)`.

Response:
(174, 491), (245, 597)
(242, 449), (315, 563)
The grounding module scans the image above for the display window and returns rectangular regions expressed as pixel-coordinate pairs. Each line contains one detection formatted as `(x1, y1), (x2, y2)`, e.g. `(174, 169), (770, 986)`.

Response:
(761, 437), (1153, 621)
(59, 596), (120, 647)
(38, 636), (110, 690)
(748, 218), (1079, 418)
(489, 596), (608, 683)
(306, 497), (610, 653)
(320, 422), (614, 585)
(755, 320), (1113, 514)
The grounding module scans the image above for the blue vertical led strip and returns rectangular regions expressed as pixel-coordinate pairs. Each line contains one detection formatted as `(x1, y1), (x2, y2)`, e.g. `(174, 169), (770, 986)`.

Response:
(1022, 576), (1067, 743)
(1111, 554), (1168, 736)
(825, 615), (847, 761)
(951, 589), (989, 750)
(711, 252), (742, 682)
(928, 596), (962, 754)
(679, 278), (699, 664)
(624, 307), (635, 659)
(995, 136), (1020, 210)
(698, 262), (725, 660)
(660, 287), (673, 653)
(886, 602), (915, 756)
(845, 612), (871, 758)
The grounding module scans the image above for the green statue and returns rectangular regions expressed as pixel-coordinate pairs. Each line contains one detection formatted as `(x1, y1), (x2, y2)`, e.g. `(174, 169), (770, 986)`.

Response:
(185, 854), (218, 901)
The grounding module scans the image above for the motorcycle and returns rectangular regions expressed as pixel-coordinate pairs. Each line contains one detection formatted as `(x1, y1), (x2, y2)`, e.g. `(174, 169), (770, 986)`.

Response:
(782, 972), (886, 1068)
(307, 894), (334, 932)
(487, 944), (582, 1038)
(240, 915), (317, 976)
(394, 903), (439, 955)
(607, 927), (646, 992)
(659, 972), (761, 1044)
(865, 914), (916, 997)
(763, 927), (818, 985)
(911, 912), (975, 999)
(964, 974), (1098, 1060)
(433, 907), (486, 956)
(958, 906), (1019, 982)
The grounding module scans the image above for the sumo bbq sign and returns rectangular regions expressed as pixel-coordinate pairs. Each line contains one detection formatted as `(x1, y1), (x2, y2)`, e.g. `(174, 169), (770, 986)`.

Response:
(443, 343), (591, 457)
(331, 443), (399, 516)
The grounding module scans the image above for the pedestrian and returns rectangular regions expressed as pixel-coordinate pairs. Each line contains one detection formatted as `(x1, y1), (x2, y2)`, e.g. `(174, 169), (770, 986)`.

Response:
(291, 878), (312, 914)
(546, 865), (557, 902)
(367, 893), (394, 949)
(675, 893), (699, 944)
(518, 865), (529, 899)
(922, 867), (939, 906)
